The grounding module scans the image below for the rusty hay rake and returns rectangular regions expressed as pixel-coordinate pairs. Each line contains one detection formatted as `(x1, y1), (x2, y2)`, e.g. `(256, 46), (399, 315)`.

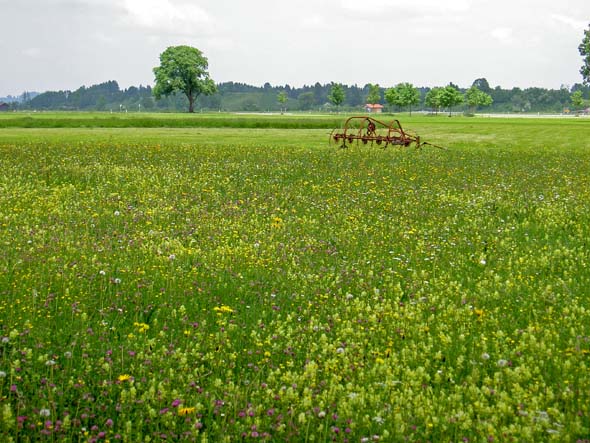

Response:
(329, 116), (447, 150)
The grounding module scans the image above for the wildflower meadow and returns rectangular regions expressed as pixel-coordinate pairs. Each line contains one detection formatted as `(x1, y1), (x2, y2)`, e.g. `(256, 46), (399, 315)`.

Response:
(0, 114), (589, 442)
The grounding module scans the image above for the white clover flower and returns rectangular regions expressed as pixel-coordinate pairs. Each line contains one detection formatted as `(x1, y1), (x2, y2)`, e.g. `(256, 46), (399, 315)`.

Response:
(373, 416), (384, 424)
(114, 210), (120, 216)
(114, 278), (121, 284)
(39, 409), (51, 417)
(0, 371), (6, 378)
(318, 411), (326, 418)
(168, 254), (176, 261)
(336, 347), (345, 354)
(46, 359), (56, 366)
(497, 359), (508, 367)
(479, 258), (487, 265)
(481, 352), (490, 360)
(99, 270), (106, 276)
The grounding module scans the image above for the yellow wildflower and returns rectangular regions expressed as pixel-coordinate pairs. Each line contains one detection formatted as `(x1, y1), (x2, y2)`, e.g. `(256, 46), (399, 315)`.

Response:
(118, 374), (132, 382)
(178, 407), (196, 416)
(213, 305), (234, 314)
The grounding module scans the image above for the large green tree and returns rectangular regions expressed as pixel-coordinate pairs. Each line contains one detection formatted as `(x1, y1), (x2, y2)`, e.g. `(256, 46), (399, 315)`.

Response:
(571, 90), (584, 109)
(425, 87), (442, 114)
(384, 82), (420, 115)
(464, 85), (493, 113)
(328, 83), (346, 111)
(580, 23), (590, 84)
(438, 85), (464, 116)
(153, 46), (216, 113)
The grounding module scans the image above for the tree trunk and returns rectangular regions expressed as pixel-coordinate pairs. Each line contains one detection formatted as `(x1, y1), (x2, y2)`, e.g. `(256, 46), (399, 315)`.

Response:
(188, 93), (195, 113)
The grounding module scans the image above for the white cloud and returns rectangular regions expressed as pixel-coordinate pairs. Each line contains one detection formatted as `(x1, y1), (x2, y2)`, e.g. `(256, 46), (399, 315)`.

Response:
(22, 47), (42, 58)
(340, 0), (470, 15)
(301, 14), (326, 29)
(93, 32), (116, 45)
(490, 27), (514, 44)
(2, 0), (590, 96)
(551, 14), (587, 31)
(121, 0), (215, 36)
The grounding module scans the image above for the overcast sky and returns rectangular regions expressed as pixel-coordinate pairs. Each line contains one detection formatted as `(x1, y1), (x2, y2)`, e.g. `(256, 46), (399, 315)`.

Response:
(1, 0), (589, 96)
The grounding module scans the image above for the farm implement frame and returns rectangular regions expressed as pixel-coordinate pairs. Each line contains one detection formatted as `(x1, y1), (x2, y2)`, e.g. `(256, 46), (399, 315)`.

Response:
(330, 116), (446, 150)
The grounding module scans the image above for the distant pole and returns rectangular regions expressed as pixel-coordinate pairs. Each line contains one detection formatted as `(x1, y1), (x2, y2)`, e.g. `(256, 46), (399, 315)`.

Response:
(119, 104), (122, 112)
(138, 104), (141, 112)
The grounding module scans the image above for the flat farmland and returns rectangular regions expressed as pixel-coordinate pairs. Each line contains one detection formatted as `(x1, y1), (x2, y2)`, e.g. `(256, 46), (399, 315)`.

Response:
(0, 114), (589, 442)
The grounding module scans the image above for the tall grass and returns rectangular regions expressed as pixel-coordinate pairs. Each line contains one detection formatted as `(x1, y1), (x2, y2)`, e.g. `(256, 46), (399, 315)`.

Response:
(0, 119), (589, 441)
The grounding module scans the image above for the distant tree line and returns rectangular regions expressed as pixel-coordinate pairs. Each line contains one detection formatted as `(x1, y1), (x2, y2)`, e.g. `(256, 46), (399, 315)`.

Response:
(9, 79), (590, 114)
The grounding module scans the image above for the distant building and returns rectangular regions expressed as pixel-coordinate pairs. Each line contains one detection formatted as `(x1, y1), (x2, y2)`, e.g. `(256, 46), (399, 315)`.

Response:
(365, 103), (383, 113)
(0, 102), (9, 112)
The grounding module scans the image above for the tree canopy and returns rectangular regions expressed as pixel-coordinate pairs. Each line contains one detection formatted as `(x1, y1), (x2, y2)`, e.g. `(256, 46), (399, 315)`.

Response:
(277, 91), (288, 113)
(424, 87), (442, 114)
(580, 23), (590, 85)
(153, 46), (216, 113)
(465, 86), (493, 113)
(297, 91), (315, 111)
(384, 83), (420, 115)
(366, 84), (381, 104)
(472, 78), (491, 94)
(438, 85), (464, 116)
(571, 90), (584, 109)
(328, 83), (345, 109)
(16, 79), (589, 114)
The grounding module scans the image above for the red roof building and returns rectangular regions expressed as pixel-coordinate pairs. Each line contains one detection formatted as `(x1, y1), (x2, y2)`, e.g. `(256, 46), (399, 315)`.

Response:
(365, 103), (384, 113)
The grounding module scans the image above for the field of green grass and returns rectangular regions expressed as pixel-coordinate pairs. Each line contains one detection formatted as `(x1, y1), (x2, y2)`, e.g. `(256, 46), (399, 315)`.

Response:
(0, 114), (589, 442)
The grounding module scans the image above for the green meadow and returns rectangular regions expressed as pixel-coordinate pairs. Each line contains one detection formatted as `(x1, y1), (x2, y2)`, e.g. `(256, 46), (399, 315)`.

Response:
(0, 114), (589, 442)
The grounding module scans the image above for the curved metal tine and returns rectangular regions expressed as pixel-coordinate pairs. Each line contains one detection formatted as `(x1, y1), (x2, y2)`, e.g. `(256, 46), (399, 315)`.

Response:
(328, 128), (337, 147)
(422, 141), (448, 150)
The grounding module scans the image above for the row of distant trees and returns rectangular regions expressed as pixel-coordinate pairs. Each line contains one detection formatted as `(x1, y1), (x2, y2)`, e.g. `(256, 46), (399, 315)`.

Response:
(146, 45), (590, 115)
(9, 79), (589, 114)
(324, 82), (493, 116)
(330, 79), (590, 115)
(5, 27), (590, 115)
